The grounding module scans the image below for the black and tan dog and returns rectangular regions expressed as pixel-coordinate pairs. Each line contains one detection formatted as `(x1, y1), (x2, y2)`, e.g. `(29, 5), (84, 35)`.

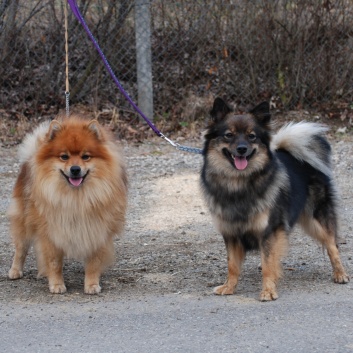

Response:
(201, 97), (349, 301)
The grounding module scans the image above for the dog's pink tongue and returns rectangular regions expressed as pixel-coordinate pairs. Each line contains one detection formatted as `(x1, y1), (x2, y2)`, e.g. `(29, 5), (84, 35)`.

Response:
(69, 178), (83, 187)
(234, 156), (248, 170)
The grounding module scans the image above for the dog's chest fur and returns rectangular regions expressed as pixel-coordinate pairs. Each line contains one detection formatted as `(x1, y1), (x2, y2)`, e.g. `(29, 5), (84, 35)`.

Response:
(201, 161), (288, 237)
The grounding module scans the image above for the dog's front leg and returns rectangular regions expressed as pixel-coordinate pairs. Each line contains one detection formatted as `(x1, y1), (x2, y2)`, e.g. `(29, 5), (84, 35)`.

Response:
(37, 237), (66, 294)
(260, 229), (288, 301)
(84, 239), (115, 294)
(214, 237), (245, 295)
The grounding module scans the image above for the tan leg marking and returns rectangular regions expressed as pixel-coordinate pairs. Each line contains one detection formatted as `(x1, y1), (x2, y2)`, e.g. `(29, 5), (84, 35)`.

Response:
(260, 229), (288, 301)
(300, 217), (349, 284)
(214, 240), (245, 295)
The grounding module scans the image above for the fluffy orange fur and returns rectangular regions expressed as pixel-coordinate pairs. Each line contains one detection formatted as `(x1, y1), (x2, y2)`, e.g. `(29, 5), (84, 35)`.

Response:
(8, 115), (128, 294)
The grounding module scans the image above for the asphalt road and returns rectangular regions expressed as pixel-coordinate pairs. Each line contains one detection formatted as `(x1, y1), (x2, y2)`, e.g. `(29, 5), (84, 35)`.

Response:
(1, 288), (353, 353)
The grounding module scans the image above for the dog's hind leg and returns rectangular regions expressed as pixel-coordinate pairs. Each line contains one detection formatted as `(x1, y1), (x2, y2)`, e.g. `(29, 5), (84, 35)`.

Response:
(300, 215), (349, 284)
(214, 238), (245, 295)
(260, 229), (288, 301)
(8, 238), (30, 280)
(8, 214), (30, 280)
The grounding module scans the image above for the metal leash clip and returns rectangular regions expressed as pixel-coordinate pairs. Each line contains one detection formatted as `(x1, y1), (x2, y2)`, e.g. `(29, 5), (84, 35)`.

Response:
(160, 134), (203, 154)
(65, 91), (70, 117)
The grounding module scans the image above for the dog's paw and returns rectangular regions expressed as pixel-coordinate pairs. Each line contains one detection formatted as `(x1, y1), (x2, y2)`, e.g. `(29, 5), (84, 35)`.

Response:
(49, 283), (67, 294)
(334, 272), (350, 284)
(213, 284), (235, 295)
(259, 289), (278, 301)
(8, 268), (23, 280)
(84, 284), (101, 295)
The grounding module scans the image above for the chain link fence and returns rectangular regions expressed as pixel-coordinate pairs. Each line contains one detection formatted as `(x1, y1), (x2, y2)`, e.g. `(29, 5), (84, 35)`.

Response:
(1, 0), (353, 126)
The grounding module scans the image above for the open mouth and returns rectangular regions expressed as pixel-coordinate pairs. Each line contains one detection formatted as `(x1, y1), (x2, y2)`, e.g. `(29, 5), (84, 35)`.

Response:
(222, 148), (256, 170)
(60, 170), (89, 187)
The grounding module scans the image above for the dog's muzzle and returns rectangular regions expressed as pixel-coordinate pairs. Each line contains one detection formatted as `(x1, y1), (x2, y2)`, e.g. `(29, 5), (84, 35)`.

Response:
(61, 166), (88, 187)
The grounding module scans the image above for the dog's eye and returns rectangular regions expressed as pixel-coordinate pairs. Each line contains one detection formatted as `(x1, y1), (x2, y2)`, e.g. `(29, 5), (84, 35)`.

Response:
(82, 154), (91, 161)
(224, 133), (234, 139)
(60, 154), (69, 161)
(248, 133), (256, 141)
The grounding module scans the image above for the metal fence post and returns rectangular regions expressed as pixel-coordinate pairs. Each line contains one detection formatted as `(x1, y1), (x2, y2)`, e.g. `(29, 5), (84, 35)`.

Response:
(134, 0), (154, 121)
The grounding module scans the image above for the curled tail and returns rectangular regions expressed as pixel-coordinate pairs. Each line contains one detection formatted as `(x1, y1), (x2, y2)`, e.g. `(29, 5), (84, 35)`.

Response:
(271, 122), (332, 177)
(18, 121), (50, 164)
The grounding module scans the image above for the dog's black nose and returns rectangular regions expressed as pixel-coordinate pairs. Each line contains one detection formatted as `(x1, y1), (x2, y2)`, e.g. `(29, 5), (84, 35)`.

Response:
(236, 145), (248, 155)
(70, 166), (81, 176)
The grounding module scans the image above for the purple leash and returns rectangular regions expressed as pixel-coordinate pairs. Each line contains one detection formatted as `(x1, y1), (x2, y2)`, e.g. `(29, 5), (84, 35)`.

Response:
(67, 0), (202, 155)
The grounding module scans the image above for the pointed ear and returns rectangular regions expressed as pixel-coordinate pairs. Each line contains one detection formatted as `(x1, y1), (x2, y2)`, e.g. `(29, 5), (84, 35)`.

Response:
(88, 120), (103, 140)
(47, 120), (62, 140)
(249, 102), (271, 126)
(210, 97), (233, 123)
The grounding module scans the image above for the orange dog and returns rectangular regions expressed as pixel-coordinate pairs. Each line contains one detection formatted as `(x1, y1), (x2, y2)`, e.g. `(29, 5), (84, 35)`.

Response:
(8, 116), (128, 294)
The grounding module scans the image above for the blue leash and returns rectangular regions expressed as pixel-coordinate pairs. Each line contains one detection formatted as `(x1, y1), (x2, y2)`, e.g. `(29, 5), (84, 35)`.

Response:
(66, 0), (203, 155)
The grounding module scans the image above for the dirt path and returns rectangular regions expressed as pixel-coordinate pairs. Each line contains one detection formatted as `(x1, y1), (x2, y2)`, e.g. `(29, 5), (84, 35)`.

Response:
(0, 138), (352, 352)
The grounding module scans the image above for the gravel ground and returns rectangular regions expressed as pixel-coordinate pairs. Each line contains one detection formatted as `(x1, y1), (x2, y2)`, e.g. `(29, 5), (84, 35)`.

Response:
(0, 134), (352, 352)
